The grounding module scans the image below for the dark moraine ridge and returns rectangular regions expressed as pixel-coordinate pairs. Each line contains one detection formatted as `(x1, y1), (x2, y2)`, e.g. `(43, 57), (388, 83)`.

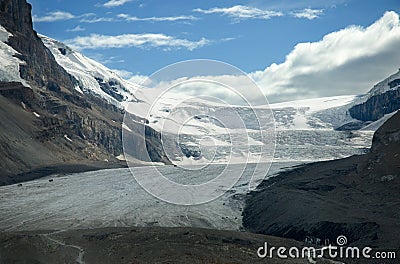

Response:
(243, 111), (400, 249)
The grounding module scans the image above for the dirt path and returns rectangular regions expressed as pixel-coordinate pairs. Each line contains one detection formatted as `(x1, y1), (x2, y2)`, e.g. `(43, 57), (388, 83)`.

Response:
(40, 230), (85, 264)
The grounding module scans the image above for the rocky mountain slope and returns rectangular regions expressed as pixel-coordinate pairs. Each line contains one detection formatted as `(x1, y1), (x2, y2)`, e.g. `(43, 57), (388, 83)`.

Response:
(39, 35), (144, 107)
(0, 0), (169, 185)
(349, 69), (400, 122)
(0, 0), (76, 90)
(334, 69), (400, 130)
(243, 110), (400, 249)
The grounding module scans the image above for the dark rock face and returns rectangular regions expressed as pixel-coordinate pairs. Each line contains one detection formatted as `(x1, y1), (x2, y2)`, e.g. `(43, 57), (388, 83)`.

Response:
(372, 122), (400, 151)
(349, 88), (400, 122)
(243, 111), (400, 249)
(335, 120), (366, 131)
(94, 77), (126, 102)
(122, 112), (171, 165)
(180, 145), (201, 159)
(388, 78), (400, 88)
(0, 0), (77, 90)
(144, 126), (172, 164)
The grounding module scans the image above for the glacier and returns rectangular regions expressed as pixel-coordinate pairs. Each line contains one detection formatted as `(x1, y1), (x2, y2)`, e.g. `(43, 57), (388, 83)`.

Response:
(0, 32), (391, 233)
(39, 34), (378, 166)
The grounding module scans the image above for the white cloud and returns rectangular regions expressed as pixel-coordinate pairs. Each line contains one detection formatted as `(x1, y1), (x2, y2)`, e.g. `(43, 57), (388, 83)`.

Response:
(33, 11), (98, 23)
(65, 33), (210, 51)
(128, 75), (148, 84)
(249, 11), (400, 103)
(80, 17), (115, 23)
(112, 69), (134, 79)
(142, 74), (265, 105)
(33, 11), (75, 22)
(77, 14), (198, 24)
(87, 54), (124, 65)
(193, 5), (283, 21)
(111, 69), (147, 84)
(111, 69), (147, 85)
(117, 14), (199, 22)
(66, 25), (85, 32)
(103, 0), (133, 8)
(291, 8), (324, 20)
(144, 11), (399, 104)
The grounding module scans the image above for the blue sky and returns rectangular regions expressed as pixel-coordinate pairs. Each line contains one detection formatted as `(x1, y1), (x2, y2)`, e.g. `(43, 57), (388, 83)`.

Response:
(29, 0), (400, 102)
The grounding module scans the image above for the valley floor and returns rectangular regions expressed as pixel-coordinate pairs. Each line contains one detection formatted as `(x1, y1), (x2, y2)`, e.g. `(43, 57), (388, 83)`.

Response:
(0, 226), (333, 264)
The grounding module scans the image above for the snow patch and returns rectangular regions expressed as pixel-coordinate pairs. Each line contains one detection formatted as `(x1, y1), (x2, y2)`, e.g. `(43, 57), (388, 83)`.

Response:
(269, 95), (358, 130)
(116, 154), (126, 161)
(0, 25), (11, 42)
(74, 85), (83, 94)
(122, 123), (133, 133)
(64, 135), (73, 142)
(0, 25), (29, 86)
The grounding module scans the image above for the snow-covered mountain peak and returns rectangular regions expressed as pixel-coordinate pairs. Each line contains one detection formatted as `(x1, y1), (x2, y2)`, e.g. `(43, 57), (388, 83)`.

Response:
(353, 69), (400, 106)
(367, 69), (400, 96)
(40, 34), (145, 108)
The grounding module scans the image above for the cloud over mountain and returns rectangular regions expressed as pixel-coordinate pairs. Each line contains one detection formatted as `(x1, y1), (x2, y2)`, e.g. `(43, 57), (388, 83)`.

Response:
(33, 11), (75, 22)
(251, 11), (400, 103)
